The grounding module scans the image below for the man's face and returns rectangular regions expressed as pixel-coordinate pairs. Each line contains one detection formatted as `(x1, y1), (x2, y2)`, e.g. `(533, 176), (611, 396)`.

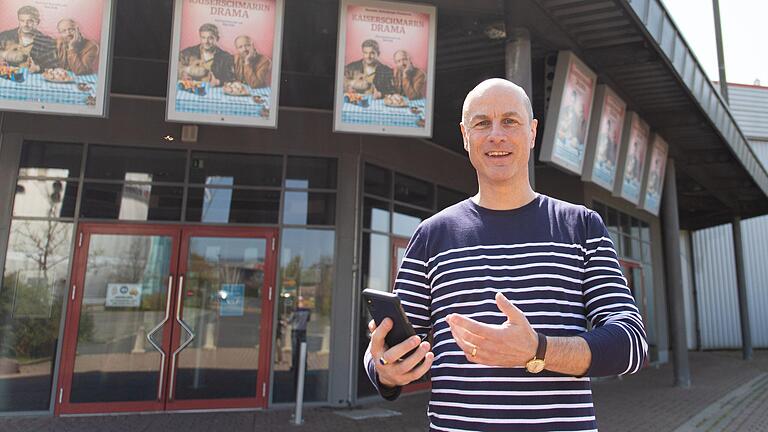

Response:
(200, 31), (217, 51)
(18, 14), (38, 35)
(394, 52), (409, 70)
(58, 21), (79, 41)
(460, 86), (537, 187)
(362, 46), (378, 66)
(235, 38), (252, 57)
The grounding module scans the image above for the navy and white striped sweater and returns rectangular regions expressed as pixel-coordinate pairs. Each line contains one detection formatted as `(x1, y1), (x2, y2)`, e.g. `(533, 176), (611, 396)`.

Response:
(365, 194), (648, 432)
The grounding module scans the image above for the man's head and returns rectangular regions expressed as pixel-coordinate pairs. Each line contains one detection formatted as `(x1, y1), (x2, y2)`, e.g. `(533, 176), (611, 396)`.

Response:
(198, 23), (220, 52)
(17, 6), (40, 35)
(234, 35), (253, 57)
(361, 39), (379, 66)
(460, 78), (537, 187)
(393, 50), (411, 71)
(57, 19), (80, 42)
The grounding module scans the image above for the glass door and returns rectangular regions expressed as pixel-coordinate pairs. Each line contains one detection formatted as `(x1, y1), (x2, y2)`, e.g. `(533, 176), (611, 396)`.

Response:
(166, 227), (276, 410)
(57, 225), (180, 414)
(56, 225), (277, 414)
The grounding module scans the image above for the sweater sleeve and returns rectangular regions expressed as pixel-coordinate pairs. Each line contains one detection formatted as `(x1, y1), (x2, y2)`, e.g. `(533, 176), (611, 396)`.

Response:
(578, 211), (648, 377)
(363, 224), (432, 399)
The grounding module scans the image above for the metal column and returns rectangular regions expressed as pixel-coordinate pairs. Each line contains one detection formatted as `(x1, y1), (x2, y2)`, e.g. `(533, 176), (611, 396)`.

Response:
(731, 217), (753, 360)
(661, 159), (691, 388)
(504, 0), (535, 188)
(712, 0), (729, 104)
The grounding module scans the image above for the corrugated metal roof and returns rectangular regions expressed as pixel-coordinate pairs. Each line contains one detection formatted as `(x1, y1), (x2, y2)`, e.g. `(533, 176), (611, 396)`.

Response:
(752, 141), (768, 167)
(728, 85), (768, 141)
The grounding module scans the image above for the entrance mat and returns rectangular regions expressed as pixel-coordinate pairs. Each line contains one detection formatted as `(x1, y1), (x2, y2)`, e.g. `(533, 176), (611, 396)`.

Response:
(334, 408), (402, 420)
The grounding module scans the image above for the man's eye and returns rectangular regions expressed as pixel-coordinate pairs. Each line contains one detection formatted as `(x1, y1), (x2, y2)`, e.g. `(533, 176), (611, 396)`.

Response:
(502, 118), (519, 125)
(474, 120), (490, 128)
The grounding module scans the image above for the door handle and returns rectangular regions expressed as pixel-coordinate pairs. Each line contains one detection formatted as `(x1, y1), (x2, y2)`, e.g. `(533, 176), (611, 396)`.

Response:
(168, 275), (194, 401)
(146, 275), (173, 401)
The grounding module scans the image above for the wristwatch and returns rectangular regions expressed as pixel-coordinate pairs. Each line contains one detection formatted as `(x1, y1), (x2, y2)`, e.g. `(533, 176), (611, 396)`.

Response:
(525, 333), (547, 374)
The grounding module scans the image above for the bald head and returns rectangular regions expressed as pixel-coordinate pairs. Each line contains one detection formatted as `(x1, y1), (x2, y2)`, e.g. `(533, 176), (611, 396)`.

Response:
(461, 78), (533, 126)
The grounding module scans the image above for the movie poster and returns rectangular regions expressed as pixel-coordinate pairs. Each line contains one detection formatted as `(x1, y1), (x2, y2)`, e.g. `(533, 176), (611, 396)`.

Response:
(614, 112), (650, 205)
(166, 0), (284, 128)
(582, 85), (626, 191)
(540, 51), (597, 175)
(640, 135), (668, 215)
(0, 0), (114, 116)
(333, 0), (436, 137)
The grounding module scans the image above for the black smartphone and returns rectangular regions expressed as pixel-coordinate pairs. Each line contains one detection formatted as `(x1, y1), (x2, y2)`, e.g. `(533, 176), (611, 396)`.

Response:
(362, 288), (422, 359)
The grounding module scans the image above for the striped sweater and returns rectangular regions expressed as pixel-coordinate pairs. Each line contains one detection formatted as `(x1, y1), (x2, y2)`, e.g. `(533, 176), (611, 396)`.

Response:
(365, 194), (648, 431)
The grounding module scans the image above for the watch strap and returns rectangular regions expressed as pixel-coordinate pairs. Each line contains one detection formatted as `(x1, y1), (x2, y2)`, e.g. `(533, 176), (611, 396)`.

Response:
(535, 332), (547, 360)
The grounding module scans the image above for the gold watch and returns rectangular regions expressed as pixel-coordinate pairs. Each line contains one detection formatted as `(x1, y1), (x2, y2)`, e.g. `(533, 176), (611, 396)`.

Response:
(525, 333), (547, 374)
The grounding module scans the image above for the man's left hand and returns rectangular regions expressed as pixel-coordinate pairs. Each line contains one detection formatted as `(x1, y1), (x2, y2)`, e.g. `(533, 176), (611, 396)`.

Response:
(446, 292), (538, 367)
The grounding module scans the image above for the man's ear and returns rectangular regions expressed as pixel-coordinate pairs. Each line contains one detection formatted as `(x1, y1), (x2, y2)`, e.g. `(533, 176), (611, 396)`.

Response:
(459, 122), (469, 152)
(529, 119), (539, 149)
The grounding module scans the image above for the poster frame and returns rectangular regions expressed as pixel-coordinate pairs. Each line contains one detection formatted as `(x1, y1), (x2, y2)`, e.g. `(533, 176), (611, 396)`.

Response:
(639, 133), (669, 216)
(332, 0), (437, 138)
(613, 111), (651, 205)
(581, 84), (627, 192)
(165, 0), (285, 128)
(539, 50), (598, 176)
(0, 0), (115, 118)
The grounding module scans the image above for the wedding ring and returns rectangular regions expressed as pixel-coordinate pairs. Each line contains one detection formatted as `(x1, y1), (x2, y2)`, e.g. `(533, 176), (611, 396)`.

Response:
(470, 347), (477, 357)
(379, 357), (389, 366)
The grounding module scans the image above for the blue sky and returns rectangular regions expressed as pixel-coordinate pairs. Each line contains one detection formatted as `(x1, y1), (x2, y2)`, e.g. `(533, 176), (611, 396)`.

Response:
(662, 0), (768, 86)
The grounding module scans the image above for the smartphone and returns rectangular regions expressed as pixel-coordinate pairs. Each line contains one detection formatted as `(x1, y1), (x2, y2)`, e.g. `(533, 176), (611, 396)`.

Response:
(362, 288), (422, 359)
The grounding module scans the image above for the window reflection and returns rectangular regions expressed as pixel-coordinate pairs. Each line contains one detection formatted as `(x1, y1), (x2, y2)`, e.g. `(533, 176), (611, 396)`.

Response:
(363, 198), (390, 232)
(362, 233), (390, 292)
(13, 179), (77, 218)
(283, 192), (336, 226)
(0, 220), (73, 411)
(286, 157), (337, 189)
(392, 205), (430, 238)
(19, 141), (82, 178)
(395, 173), (433, 208)
(273, 229), (334, 403)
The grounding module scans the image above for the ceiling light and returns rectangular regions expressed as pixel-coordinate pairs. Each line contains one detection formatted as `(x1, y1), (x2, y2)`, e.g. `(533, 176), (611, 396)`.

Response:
(163, 135), (175, 142)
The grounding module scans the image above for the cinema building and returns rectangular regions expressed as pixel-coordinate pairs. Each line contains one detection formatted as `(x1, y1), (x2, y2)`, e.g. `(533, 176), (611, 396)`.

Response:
(0, 0), (766, 417)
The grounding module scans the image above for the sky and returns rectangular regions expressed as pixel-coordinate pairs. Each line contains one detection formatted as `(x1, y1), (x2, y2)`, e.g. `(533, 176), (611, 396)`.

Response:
(661, 0), (768, 86)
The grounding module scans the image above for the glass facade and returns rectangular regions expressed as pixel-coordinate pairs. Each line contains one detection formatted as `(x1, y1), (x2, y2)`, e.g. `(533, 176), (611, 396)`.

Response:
(357, 163), (466, 398)
(592, 201), (657, 360)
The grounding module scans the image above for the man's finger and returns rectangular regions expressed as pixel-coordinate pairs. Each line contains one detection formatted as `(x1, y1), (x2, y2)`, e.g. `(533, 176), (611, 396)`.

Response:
(447, 313), (495, 338)
(381, 335), (422, 365)
(402, 351), (434, 383)
(397, 341), (431, 371)
(368, 319), (377, 333)
(495, 292), (528, 324)
(369, 318), (392, 357)
(447, 323), (477, 358)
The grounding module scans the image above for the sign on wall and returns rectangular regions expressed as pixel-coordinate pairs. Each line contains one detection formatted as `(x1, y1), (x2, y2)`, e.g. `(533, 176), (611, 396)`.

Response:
(614, 112), (650, 205)
(106, 283), (142, 308)
(0, 0), (114, 117)
(640, 134), (668, 216)
(540, 51), (597, 175)
(582, 85), (626, 192)
(166, 0), (284, 128)
(333, 0), (436, 137)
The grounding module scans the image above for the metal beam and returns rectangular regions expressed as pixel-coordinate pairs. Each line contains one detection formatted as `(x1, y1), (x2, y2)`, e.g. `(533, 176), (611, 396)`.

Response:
(731, 217), (753, 360)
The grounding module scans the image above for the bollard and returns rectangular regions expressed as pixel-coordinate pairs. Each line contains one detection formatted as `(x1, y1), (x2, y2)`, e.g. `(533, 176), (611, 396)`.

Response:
(292, 341), (307, 425)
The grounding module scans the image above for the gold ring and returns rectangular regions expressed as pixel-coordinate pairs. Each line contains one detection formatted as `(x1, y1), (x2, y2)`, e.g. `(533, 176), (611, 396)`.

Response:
(470, 347), (477, 357)
(379, 357), (389, 366)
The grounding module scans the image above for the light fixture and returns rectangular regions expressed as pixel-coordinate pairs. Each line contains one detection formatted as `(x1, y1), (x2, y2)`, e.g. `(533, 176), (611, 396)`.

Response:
(162, 135), (175, 142)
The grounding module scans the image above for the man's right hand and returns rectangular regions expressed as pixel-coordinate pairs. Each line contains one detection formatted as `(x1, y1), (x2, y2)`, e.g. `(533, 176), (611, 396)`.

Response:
(368, 318), (434, 388)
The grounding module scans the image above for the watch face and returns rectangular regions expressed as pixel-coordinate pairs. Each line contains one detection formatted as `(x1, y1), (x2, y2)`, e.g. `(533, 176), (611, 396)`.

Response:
(526, 359), (545, 374)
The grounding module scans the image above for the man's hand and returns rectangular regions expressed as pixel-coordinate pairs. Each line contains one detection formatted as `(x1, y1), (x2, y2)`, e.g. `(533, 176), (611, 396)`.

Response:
(68, 30), (82, 50)
(446, 292), (538, 367)
(369, 318), (433, 388)
(209, 72), (220, 87)
(28, 59), (40, 74)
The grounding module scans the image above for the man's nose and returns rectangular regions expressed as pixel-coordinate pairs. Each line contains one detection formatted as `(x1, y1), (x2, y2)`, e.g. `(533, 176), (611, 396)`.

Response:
(487, 121), (507, 142)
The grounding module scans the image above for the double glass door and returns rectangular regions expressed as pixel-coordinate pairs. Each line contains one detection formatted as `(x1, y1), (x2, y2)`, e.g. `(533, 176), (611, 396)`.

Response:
(56, 224), (277, 414)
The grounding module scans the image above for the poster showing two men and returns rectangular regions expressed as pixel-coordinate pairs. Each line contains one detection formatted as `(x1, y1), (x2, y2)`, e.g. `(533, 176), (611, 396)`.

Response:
(0, 0), (113, 116)
(615, 113), (650, 205)
(540, 51), (597, 175)
(581, 85), (626, 192)
(167, 0), (284, 128)
(334, 0), (436, 138)
(640, 135), (668, 216)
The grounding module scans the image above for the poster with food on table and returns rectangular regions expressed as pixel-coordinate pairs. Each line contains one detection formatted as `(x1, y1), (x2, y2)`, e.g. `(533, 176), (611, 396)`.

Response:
(0, 0), (114, 117)
(166, 0), (284, 128)
(333, 0), (436, 137)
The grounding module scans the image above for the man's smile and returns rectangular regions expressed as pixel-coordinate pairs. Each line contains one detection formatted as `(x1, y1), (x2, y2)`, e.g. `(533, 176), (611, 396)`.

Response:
(485, 151), (512, 158)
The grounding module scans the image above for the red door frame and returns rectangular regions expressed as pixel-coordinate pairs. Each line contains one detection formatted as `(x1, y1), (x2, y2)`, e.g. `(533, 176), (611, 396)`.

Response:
(391, 236), (431, 394)
(165, 225), (277, 411)
(56, 223), (182, 415)
(56, 223), (278, 415)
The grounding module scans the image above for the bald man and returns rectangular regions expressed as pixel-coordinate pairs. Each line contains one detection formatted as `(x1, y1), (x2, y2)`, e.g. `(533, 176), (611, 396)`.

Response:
(233, 35), (272, 89)
(364, 78), (647, 431)
(392, 50), (426, 100)
(56, 18), (98, 75)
